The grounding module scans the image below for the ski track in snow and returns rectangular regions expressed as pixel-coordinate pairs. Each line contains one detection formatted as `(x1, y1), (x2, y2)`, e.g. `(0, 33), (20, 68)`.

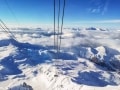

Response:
(0, 28), (120, 90)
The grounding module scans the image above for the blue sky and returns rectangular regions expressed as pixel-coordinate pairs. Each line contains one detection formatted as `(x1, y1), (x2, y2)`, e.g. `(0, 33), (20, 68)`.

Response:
(0, 0), (120, 28)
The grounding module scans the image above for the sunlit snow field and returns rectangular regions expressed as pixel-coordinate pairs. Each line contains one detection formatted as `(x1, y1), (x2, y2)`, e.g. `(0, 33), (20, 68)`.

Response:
(0, 27), (120, 90)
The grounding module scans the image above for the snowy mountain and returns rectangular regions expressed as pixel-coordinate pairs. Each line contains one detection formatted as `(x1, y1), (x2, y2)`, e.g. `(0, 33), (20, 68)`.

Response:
(0, 28), (120, 90)
(85, 27), (108, 31)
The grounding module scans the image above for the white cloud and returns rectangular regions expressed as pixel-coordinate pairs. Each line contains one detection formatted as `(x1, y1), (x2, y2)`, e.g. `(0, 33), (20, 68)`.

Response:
(88, 0), (109, 15)
(102, 0), (109, 15)
(91, 8), (100, 13)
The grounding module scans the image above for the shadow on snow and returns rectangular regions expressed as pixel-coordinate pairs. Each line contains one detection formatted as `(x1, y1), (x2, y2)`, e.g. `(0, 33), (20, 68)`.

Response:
(72, 71), (118, 87)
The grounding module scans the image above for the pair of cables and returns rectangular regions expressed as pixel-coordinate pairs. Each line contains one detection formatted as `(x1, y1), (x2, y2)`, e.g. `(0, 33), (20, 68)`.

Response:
(54, 0), (66, 59)
(0, 19), (17, 40)
(0, 0), (18, 40)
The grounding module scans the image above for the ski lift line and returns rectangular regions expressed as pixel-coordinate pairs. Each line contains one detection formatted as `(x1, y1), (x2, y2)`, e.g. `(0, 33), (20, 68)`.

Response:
(58, 0), (66, 53)
(0, 19), (16, 39)
(0, 23), (14, 39)
(54, 0), (65, 53)
(54, 0), (56, 50)
(56, 0), (61, 59)
(0, 23), (16, 40)
(0, 24), (13, 39)
(0, 19), (17, 40)
(0, 23), (9, 33)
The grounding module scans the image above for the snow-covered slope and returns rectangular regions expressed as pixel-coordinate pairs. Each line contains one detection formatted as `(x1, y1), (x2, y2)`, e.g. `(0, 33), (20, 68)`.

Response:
(0, 28), (120, 90)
